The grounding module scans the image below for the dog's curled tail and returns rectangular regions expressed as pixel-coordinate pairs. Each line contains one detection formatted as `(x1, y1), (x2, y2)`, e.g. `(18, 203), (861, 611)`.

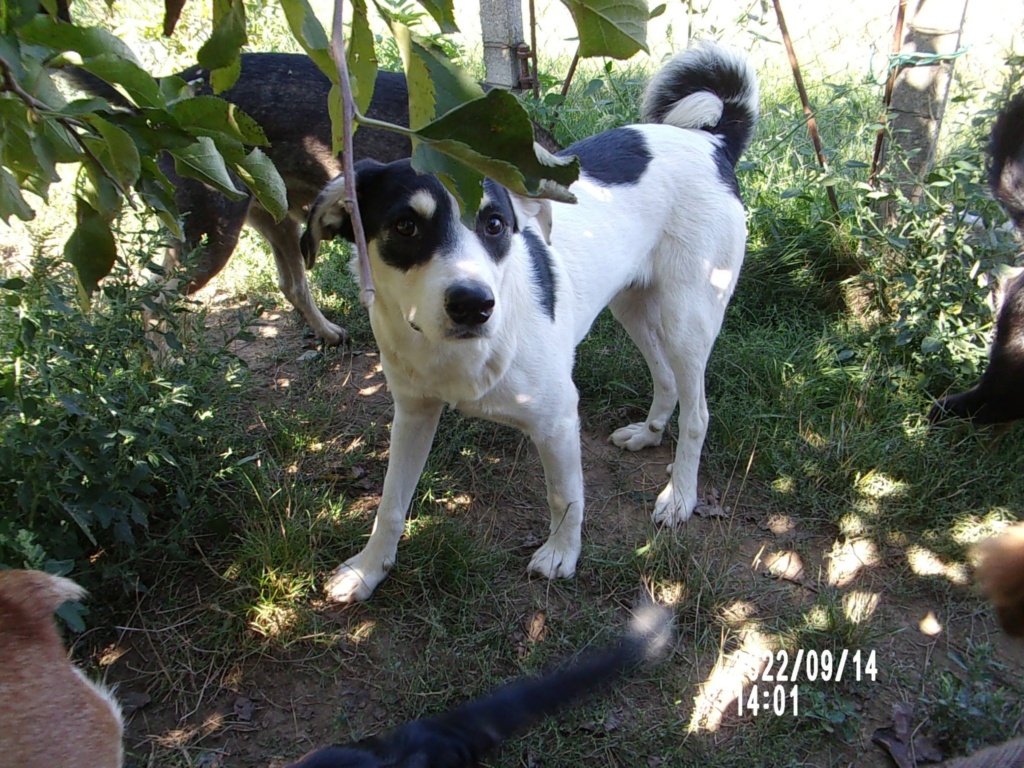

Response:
(974, 523), (1024, 637)
(990, 92), (1024, 229)
(641, 42), (759, 167)
(0, 569), (85, 629)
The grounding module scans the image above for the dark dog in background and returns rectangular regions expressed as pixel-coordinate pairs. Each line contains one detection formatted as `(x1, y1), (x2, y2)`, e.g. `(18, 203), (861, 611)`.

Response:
(65, 54), (560, 347)
(0, 569), (123, 768)
(284, 605), (671, 768)
(929, 93), (1024, 425)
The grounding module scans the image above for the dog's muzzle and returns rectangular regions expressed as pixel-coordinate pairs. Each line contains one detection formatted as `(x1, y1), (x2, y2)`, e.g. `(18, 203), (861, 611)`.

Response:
(444, 281), (495, 329)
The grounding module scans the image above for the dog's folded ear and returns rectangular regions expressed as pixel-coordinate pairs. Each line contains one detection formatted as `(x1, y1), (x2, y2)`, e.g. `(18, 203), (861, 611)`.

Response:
(510, 193), (554, 245)
(0, 569), (86, 625)
(300, 174), (355, 270)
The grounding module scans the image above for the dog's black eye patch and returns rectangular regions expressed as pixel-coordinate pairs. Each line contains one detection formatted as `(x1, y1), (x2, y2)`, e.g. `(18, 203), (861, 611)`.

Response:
(350, 160), (456, 272)
(477, 180), (516, 262)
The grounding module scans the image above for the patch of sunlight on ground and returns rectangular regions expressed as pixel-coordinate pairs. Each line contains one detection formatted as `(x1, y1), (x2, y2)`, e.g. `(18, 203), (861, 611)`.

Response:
(906, 545), (970, 585)
(688, 627), (773, 733)
(827, 538), (878, 587)
(856, 469), (907, 499)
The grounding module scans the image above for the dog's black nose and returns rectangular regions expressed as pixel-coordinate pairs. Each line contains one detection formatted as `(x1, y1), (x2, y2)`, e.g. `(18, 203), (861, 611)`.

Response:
(445, 282), (495, 326)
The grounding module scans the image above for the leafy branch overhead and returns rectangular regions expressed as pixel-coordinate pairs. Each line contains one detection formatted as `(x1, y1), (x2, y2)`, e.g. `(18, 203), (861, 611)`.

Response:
(0, 0), (653, 296)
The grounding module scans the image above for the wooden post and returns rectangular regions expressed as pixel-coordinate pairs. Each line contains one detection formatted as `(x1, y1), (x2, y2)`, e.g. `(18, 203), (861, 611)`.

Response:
(480, 0), (524, 90)
(886, 0), (969, 203)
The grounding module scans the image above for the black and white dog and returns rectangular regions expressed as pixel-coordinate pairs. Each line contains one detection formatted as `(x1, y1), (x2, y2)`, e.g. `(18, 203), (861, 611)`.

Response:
(65, 54), (560, 348)
(302, 43), (759, 602)
(285, 605), (671, 768)
(929, 93), (1024, 425)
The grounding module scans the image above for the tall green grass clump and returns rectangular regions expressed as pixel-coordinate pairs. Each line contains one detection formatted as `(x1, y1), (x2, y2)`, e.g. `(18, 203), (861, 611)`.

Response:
(0, 227), (251, 608)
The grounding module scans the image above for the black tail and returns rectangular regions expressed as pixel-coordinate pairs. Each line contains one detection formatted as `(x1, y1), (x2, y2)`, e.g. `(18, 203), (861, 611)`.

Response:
(286, 605), (673, 768)
(641, 42), (759, 167)
(990, 92), (1024, 231)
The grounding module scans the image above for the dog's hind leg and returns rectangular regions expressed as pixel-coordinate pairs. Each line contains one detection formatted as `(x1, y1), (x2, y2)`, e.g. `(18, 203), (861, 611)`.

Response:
(526, 398), (584, 579)
(650, 301), (723, 526)
(324, 394), (443, 602)
(248, 206), (347, 346)
(608, 290), (678, 451)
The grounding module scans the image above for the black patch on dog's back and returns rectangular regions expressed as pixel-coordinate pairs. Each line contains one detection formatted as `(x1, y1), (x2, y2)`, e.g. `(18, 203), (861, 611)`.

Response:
(559, 128), (651, 186)
(522, 229), (557, 321)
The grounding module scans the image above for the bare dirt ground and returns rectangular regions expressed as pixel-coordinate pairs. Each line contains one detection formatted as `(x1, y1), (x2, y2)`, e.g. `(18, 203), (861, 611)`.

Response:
(96, 300), (1024, 768)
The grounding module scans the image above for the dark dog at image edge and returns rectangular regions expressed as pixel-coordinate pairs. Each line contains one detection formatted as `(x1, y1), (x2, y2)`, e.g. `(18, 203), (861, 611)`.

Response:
(0, 569), (123, 768)
(929, 92), (1024, 426)
(64, 54), (560, 348)
(302, 42), (759, 603)
(284, 605), (672, 768)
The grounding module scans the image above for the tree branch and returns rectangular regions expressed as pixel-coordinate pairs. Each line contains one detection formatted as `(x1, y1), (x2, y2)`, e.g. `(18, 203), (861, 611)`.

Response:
(329, 0), (375, 308)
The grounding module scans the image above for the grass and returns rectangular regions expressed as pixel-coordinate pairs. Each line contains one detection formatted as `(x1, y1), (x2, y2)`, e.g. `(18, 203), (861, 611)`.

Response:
(4, 14), (1024, 768)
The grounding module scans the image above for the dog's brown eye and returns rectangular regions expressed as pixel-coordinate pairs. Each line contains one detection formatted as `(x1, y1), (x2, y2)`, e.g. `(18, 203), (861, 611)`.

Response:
(484, 215), (505, 236)
(396, 218), (417, 237)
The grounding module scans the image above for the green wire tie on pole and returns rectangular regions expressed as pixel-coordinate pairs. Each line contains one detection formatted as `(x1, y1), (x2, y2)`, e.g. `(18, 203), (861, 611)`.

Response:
(889, 47), (969, 70)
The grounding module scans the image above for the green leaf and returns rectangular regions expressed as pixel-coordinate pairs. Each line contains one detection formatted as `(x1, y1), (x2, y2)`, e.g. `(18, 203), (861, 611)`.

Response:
(210, 53), (241, 95)
(413, 89), (579, 199)
(412, 143), (485, 225)
(169, 136), (245, 199)
(65, 198), (117, 297)
(100, 110), (194, 155)
(76, 158), (122, 218)
(0, 102), (60, 192)
(348, 0), (378, 116)
(0, 166), (34, 223)
(19, 16), (141, 63)
(2, 0), (40, 32)
(41, 114), (90, 164)
(198, 0), (248, 80)
(561, 0), (649, 59)
(87, 115), (141, 189)
(384, 14), (482, 128)
(170, 96), (269, 146)
(137, 156), (183, 239)
(232, 147), (287, 222)
(278, 0), (335, 79)
(77, 55), (163, 109)
(411, 0), (458, 33)
(55, 600), (87, 633)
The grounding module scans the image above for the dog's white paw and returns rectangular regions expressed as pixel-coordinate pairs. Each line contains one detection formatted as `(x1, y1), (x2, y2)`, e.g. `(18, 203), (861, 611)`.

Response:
(528, 538), (580, 579)
(652, 480), (696, 526)
(610, 421), (664, 451)
(323, 557), (390, 603)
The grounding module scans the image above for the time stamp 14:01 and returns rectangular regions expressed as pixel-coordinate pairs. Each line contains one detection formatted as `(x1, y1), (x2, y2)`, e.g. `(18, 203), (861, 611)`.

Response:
(737, 649), (878, 717)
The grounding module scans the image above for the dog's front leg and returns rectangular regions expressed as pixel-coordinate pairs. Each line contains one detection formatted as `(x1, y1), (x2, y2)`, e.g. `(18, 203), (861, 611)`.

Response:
(324, 396), (443, 602)
(527, 405), (585, 579)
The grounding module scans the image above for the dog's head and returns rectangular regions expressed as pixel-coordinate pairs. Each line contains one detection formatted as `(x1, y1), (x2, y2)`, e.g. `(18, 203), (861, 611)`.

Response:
(301, 159), (552, 345)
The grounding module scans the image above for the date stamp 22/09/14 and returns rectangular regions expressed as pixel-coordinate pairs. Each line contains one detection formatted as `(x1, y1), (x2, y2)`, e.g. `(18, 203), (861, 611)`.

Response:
(736, 649), (878, 717)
